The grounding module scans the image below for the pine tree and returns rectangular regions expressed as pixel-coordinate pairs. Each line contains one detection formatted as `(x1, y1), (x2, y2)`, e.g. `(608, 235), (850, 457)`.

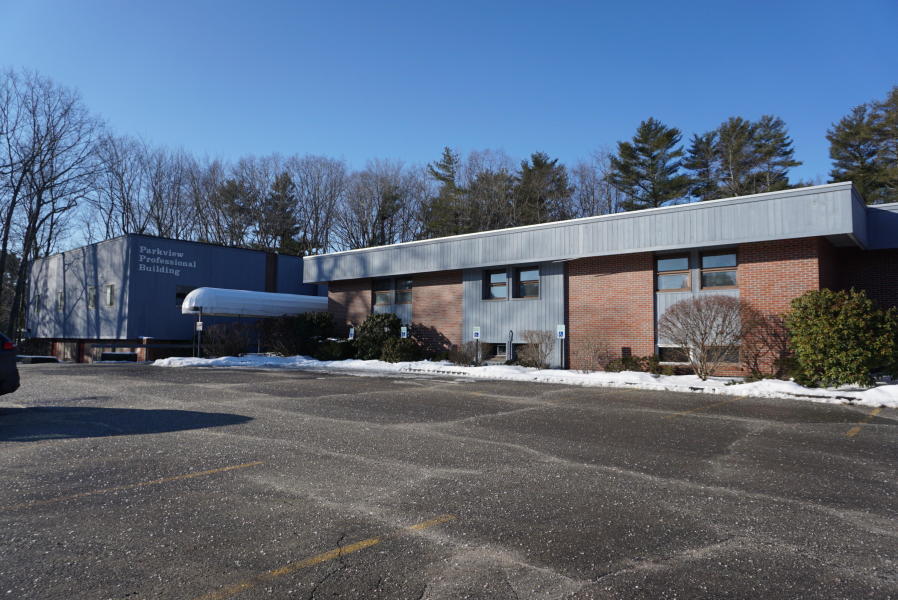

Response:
(261, 171), (300, 252)
(513, 152), (574, 225)
(753, 115), (801, 192)
(609, 118), (691, 210)
(420, 147), (466, 238)
(685, 115), (801, 200)
(715, 117), (758, 197)
(683, 132), (719, 201)
(875, 87), (898, 202)
(828, 105), (879, 200)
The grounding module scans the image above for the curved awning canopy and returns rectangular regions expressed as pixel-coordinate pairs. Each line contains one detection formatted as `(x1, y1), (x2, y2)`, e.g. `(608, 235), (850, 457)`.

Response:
(181, 287), (328, 317)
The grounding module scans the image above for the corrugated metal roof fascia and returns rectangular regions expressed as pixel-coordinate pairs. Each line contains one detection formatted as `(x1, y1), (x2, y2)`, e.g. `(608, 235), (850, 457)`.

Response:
(304, 182), (856, 262)
(303, 183), (861, 282)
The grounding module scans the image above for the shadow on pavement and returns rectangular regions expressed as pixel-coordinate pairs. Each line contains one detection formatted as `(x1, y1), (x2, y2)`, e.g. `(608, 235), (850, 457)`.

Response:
(0, 406), (252, 442)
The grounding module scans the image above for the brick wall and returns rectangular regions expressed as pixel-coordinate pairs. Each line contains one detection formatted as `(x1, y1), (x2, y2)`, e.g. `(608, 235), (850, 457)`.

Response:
(738, 237), (828, 315)
(328, 278), (372, 334)
(835, 247), (898, 309)
(411, 270), (463, 353)
(567, 252), (655, 370)
(327, 273), (464, 352)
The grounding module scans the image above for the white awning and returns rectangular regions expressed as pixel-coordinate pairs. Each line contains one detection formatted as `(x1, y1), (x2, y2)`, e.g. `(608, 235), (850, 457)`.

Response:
(181, 287), (328, 317)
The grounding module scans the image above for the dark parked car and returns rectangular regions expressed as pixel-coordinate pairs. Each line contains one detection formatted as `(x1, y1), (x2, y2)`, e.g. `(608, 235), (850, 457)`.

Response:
(0, 332), (20, 395)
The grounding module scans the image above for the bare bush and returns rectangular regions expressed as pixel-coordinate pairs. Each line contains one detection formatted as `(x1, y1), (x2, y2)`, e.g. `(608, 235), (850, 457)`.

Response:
(518, 330), (555, 368)
(741, 309), (791, 378)
(573, 337), (613, 373)
(658, 295), (746, 380)
(447, 341), (481, 366)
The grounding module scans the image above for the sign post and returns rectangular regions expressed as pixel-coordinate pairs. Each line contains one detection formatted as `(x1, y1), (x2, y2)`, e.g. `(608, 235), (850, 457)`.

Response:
(196, 309), (204, 358)
(348, 326), (355, 340)
(556, 324), (566, 370)
(400, 326), (408, 339)
(472, 327), (481, 364)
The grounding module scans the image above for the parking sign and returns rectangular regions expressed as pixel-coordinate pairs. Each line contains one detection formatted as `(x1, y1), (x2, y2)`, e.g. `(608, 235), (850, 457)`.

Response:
(556, 324), (566, 339)
(472, 326), (481, 340)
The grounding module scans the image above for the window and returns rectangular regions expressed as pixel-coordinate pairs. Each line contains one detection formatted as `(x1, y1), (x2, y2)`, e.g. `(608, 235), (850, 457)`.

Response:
(373, 279), (392, 305)
(87, 286), (97, 309)
(656, 255), (690, 291)
(56, 291), (64, 312)
(658, 347), (689, 363)
(175, 285), (196, 308)
(484, 269), (507, 300)
(395, 279), (413, 304)
(701, 252), (737, 289)
(514, 266), (540, 299)
(105, 284), (115, 307)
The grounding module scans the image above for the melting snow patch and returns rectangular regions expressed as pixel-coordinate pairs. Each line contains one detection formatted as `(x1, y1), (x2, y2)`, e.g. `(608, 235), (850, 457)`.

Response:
(152, 355), (898, 409)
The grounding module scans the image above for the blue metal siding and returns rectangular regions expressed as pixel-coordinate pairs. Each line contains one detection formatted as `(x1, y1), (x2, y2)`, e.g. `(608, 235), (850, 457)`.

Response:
(866, 203), (898, 249)
(304, 183), (862, 283)
(462, 262), (565, 367)
(125, 236), (269, 339)
(27, 235), (317, 341)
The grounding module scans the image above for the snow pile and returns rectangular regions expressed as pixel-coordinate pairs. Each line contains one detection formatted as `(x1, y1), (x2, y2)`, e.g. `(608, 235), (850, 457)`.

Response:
(152, 354), (898, 408)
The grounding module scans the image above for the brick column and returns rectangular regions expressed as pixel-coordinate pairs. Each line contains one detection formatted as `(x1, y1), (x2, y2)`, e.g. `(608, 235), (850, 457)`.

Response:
(328, 279), (372, 335)
(411, 270), (463, 353)
(567, 252), (655, 370)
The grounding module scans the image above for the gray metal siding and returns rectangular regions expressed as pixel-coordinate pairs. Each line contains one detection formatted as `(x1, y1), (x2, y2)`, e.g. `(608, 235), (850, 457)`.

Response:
(304, 183), (861, 283)
(27, 237), (131, 340)
(462, 262), (565, 367)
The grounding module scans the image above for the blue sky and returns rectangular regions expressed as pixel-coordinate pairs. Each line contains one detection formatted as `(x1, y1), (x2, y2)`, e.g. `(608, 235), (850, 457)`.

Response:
(1, 0), (896, 182)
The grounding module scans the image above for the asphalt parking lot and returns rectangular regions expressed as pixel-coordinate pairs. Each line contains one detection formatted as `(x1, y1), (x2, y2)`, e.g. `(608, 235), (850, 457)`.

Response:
(0, 363), (896, 599)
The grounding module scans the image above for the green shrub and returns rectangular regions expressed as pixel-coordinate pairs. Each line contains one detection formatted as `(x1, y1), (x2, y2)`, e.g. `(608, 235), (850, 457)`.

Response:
(312, 339), (356, 361)
(354, 313), (402, 360)
(260, 312), (335, 356)
(380, 337), (424, 363)
(785, 288), (898, 386)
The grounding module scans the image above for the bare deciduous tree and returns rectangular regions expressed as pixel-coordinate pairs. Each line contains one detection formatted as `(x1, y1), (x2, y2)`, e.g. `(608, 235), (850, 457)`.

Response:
(0, 70), (101, 335)
(571, 149), (623, 217)
(333, 159), (424, 250)
(658, 295), (746, 380)
(286, 155), (346, 254)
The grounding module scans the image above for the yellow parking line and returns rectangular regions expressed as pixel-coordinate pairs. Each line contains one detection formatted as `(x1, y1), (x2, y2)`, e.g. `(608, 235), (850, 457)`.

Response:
(195, 514), (456, 600)
(662, 398), (740, 419)
(0, 461), (264, 511)
(846, 407), (883, 438)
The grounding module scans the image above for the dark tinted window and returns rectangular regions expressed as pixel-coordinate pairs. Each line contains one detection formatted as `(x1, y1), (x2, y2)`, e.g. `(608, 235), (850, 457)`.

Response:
(485, 270), (507, 299)
(702, 252), (736, 269)
(657, 256), (689, 272)
(515, 266), (539, 298)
